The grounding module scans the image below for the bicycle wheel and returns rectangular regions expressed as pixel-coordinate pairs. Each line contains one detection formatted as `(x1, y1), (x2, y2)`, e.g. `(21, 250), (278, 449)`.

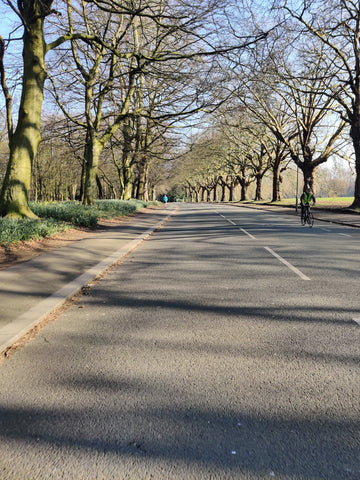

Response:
(307, 212), (314, 227)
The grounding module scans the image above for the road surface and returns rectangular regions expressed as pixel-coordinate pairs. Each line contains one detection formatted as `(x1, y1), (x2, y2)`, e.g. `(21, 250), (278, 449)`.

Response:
(0, 204), (359, 479)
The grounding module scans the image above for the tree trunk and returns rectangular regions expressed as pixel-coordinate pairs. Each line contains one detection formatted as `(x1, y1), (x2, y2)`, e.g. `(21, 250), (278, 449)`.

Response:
(83, 135), (103, 205)
(219, 177), (226, 202)
(272, 161), (282, 202)
(240, 183), (247, 201)
(0, 14), (47, 217)
(96, 174), (103, 199)
(254, 176), (263, 201)
(350, 119), (360, 208)
(301, 162), (316, 192)
(118, 122), (134, 200)
(228, 183), (233, 202)
(201, 187), (206, 202)
(213, 184), (218, 202)
(237, 176), (249, 202)
(136, 156), (149, 201)
(120, 165), (134, 200)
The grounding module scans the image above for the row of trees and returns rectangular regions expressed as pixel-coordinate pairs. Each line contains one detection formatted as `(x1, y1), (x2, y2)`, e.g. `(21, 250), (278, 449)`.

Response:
(170, 1), (360, 207)
(1, 0), (360, 212)
(0, 0), (268, 217)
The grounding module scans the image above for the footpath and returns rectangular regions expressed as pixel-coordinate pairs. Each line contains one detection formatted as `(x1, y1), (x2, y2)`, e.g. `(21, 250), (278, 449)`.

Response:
(0, 207), (176, 357)
(0, 202), (359, 358)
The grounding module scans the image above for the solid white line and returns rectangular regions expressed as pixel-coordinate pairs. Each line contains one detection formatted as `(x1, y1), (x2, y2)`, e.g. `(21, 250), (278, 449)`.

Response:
(264, 247), (311, 281)
(240, 228), (256, 240)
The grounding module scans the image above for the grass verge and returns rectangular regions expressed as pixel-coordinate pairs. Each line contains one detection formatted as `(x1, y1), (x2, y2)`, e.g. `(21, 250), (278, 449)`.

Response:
(242, 197), (357, 210)
(1, 200), (159, 246)
(0, 218), (69, 246)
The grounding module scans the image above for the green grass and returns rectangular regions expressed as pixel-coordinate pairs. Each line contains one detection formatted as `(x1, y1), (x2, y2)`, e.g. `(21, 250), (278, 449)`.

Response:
(0, 218), (69, 246)
(30, 199), (151, 227)
(244, 197), (355, 208)
(0, 200), (158, 246)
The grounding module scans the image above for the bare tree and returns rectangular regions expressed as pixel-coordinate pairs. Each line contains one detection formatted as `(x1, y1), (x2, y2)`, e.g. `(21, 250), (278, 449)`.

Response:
(276, 0), (360, 207)
(233, 34), (347, 194)
(0, 0), (270, 216)
(0, 0), (103, 216)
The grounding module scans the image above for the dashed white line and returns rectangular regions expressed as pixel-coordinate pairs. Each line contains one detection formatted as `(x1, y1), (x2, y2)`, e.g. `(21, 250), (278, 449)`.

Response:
(239, 228), (256, 240)
(221, 214), (257, 239)
(339, 233), (352, 238)
(264, 247), (311, 281)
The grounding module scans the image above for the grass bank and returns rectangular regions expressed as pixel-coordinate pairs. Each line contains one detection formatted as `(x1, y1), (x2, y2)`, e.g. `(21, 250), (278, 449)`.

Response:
(0, 200), (158, 246)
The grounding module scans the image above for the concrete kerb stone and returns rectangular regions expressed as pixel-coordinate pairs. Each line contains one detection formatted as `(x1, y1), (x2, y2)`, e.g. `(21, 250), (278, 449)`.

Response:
(0, 209), (177, 357)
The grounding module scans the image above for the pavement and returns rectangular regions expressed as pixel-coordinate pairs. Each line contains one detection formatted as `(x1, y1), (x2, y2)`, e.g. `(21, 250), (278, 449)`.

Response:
(0, 202), (358, 358)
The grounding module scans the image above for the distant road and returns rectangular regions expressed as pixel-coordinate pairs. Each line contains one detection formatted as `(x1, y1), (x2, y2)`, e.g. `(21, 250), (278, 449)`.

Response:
(0, 203), (359, 479)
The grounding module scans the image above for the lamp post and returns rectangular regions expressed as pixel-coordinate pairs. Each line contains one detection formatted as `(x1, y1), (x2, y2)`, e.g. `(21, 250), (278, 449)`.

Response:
(295, 149), (299, 214)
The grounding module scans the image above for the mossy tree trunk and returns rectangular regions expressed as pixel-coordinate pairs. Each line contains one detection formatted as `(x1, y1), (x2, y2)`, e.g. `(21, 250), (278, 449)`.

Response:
(0, 5), (50, 217)
(83, 135), (103, 205)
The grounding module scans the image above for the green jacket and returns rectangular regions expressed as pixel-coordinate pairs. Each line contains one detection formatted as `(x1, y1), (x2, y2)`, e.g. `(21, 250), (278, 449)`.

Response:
(300, 192), (316, 206)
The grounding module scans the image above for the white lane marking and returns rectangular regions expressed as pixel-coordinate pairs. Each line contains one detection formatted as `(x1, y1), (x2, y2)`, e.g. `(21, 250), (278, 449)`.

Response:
(339, 233), (352, 238)
(321, 228), (331, 232)
(264, 247), (311, 281)
(353, 318), (360, 326)
(239, 228), (256, 240)
(218, 213), (257, 240)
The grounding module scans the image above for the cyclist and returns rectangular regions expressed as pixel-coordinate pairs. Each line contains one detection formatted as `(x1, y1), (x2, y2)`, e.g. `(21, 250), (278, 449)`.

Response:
(300, 186), (316, 223)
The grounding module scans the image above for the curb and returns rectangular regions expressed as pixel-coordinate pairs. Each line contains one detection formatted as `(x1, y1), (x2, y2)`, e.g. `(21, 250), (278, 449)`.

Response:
(230, 203), (360, 228)
(0, 209), (177, 357)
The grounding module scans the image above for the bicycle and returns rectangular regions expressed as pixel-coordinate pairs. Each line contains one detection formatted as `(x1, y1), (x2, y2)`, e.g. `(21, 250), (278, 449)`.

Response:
(301, 204), (314, 227)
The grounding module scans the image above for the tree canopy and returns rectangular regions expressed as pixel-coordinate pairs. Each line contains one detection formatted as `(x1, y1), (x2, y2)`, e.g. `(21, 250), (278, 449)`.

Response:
(0, 0), (357, 212)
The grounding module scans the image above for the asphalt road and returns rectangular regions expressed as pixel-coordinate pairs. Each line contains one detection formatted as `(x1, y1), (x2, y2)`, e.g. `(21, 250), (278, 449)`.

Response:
(0, 203), (359, 479)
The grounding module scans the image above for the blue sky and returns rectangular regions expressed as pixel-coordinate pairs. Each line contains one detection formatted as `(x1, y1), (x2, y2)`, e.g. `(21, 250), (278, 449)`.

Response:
(0, 4), (22, 39)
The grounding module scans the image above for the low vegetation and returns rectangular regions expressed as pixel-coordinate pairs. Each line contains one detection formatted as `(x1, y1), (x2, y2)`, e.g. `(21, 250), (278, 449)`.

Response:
(1, 200), (156, 246)
(0, 218), (69, 245)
